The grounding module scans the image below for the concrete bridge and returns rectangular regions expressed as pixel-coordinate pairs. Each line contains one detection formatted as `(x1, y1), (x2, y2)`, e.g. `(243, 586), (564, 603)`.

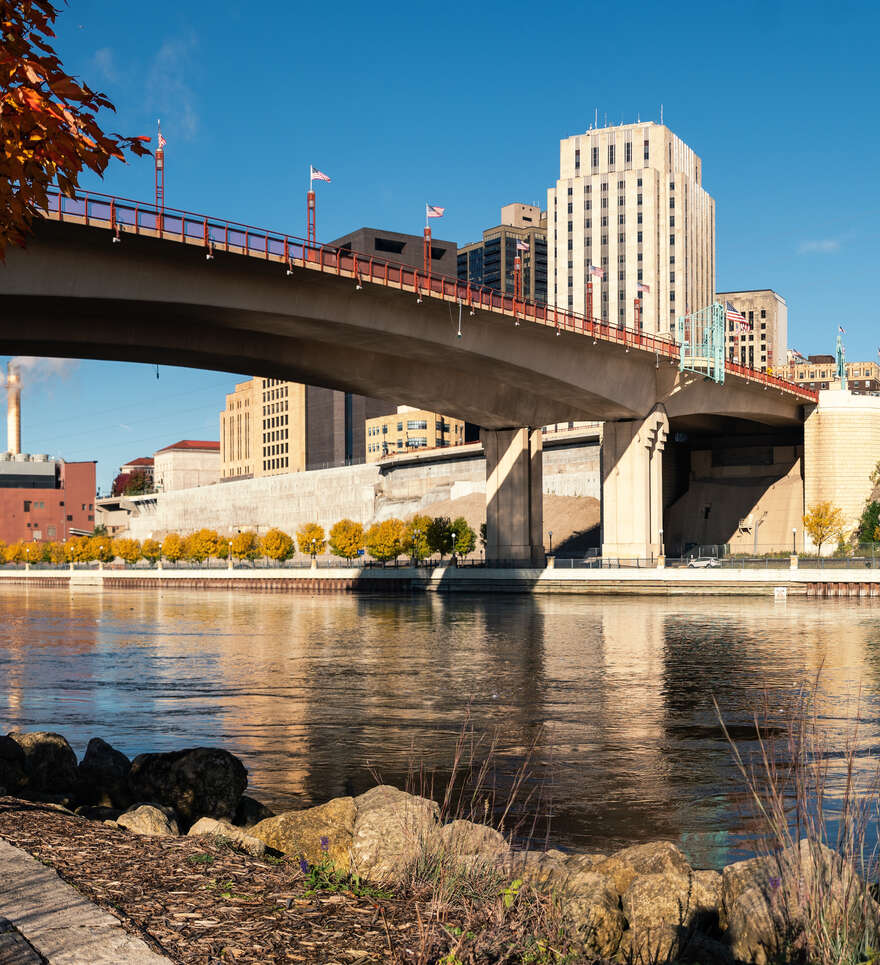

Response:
(0, 192), (819, 561)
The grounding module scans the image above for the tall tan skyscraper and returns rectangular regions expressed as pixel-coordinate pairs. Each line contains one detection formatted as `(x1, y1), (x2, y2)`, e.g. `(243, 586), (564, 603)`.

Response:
(547, 122), (715, 335)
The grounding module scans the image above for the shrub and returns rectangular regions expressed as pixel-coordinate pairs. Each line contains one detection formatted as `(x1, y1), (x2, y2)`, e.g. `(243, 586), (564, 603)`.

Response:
(296, 522), (326, 557)
(365, 518), (405, 562)
(260, 528), (294, 561)
(328, 519), (364, 560)
(161, 532), (184, 562)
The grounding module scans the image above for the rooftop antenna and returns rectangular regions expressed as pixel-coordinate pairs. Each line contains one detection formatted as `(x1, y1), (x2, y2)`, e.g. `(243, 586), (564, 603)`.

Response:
(660, 104), (664, 126)
(604, 112), (607, 128)
(637, 112), (641, 123)
(594, 107), (598, 129)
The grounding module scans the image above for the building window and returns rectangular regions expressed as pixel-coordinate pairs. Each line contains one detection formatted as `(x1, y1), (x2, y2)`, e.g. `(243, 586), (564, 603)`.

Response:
(601, 235), (607, 245)
(637, 269), (643, 280)
(670, 292), (675, 301)
(592, 146), (599, 167)
(643, 139), (649, 160)
(618, 214), (625, 225)
(23, 500), (31, 512)
(567, 185), (573, 195)
(601, 216), (608, 227)
(637, 231), (643, 243)
(601, 197), (607, 208)
(618, 233), (625, 243)
(618, 196), (625, 206)
(761, 309), (767, 318)
(584, 199), (591, 210)
(568, 221), (573, 231)
(669, 216), (675, 227)
(669, 235), (675, 246)
(575, 148), (580, 168)
(625, 142), (632, 163)
(608, 144), (615, 165)
(637, 213), (643, 224)
(585, 218), (591, 228)
(619, 270), (625, 280)
(670, 271), (675, 282)
(670, 181), (675, 190)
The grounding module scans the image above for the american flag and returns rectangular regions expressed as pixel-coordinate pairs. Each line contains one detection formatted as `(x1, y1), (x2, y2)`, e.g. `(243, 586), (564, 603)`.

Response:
(516, 239), (530, 251)
(157, 132), (167, 150)
(838, 325), (847, 335)
(426, 204), (445, 219)
(310, 165), (331, 183)
(725, 301), (747, 326)
(637, 283), (650, 293)
(589, 265), (605, 279)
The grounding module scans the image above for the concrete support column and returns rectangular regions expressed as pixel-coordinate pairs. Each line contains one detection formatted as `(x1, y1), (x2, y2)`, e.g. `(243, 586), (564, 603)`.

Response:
(601, 408), (668, 559)
(481, 427), (544, 565)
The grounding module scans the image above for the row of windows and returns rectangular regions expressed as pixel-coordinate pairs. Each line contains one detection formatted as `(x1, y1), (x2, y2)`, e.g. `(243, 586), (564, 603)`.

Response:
(263, 457), (289, 471)
(577, 140), (651, 170)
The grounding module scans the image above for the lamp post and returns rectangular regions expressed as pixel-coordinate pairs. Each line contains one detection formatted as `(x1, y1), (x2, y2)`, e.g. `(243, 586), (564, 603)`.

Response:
(792, 528), (797, 556)
(548, 530), (553, 554)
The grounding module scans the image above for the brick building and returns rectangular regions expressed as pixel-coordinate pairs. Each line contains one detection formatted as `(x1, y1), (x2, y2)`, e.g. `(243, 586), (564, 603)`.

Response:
(0, 455), (96, 544)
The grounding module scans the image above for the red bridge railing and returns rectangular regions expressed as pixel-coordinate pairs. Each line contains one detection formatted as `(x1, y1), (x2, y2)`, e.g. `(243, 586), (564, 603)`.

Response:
(38, 189), (818, 404)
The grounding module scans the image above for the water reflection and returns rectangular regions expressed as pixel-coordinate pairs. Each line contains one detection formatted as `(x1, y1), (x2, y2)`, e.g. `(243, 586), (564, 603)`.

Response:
(1, 585), (879, 868)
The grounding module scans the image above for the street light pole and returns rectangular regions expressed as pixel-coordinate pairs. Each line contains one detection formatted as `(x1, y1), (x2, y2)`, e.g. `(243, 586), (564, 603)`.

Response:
(548, 530), (553, 554)
(792, 528), (797, 555)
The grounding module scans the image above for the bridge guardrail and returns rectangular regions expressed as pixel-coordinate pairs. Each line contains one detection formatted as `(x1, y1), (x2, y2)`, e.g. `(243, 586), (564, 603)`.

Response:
(35, 188), (818, 404)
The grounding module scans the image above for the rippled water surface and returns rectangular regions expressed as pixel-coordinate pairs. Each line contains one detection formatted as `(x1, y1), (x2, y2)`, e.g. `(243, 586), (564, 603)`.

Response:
(2, 585), (880, 868)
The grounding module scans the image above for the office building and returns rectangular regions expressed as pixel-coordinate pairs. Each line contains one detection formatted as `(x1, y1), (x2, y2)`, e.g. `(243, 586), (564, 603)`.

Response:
(154, 440), (221, 492)
(717, 289), (788, 373)
(220, 378), (395, 481)
(457, 203), (548, 303)
(365, 406), (465, 462)
(547, 122), (715, 333)
(786, 356), (880, 395)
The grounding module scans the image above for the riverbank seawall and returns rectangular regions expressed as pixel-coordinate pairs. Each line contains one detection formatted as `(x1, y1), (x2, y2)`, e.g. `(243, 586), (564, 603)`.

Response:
(1, 565), (879, 595)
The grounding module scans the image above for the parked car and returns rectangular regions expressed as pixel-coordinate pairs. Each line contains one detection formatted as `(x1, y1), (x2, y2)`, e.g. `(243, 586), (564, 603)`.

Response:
(687, 557), (721, 568)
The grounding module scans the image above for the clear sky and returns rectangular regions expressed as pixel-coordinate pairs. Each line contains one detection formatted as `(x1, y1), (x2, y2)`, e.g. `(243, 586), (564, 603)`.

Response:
(3, 0), (879, 494)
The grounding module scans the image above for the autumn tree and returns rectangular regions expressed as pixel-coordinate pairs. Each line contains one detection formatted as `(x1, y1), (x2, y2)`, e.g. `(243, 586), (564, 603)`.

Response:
(0, 539), (6, 561)
(3, 540), (27, 563)
(260, 528), (294, 562)
(65, 534), (92, 562)
(184, 529), (221, 563)
(803, 502), (846, 557)
(328, 519), (364, 560)
(112, 537), (141, 565)
(365, 518), (405, 563)
(47, 541), (66, 564)
(161, 532), (184, 563)
(296, 522), (326, 558)
(230, 530), (260, 561)
(450, 516), (477, 559)
(89, 534), (113, 563)
(141, 538), (161, 563)
(0, 0), (150, 257)
(402, 514), (432, 563)
(426, 516), (454, 560)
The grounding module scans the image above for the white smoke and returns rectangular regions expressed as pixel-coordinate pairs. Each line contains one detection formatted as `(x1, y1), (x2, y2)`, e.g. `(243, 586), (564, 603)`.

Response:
(0, 357), (78, 387)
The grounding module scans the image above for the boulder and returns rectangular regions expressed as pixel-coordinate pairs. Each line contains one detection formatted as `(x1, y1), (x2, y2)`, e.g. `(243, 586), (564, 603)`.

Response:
(117, 804), (179, 836)
(128, 747), (247, 828)
(234, 794), (274, 829)
(594, 840), (692, 896)
(620, 870), (722, 961)
(499, 849), (569, 889)
(425, 819), (510, 864)
(250, 797), (356, 871)
(350, 785), (439, 884)
(8, 732), (77, 793)
(0, 736), (27, 793)
(557, 869), (626, 959)
(76, 738), (132, 808)
(188, 817), (266, 857)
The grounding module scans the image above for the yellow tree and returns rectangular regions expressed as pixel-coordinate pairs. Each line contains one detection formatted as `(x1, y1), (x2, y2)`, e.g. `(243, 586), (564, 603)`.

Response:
(89, 535), (113, 563)
(112, 537), (141, 565)
(4, 540), (27, 563)
(161, 532), (184, 563)
(65, 534), (92, 562)
(402, 514), (432, 563)
(0, 539), (6, 561)
(260, 528), (294, 562)
(47, 541), (66, 564)
(141, 538), (162, 563)
(803, 501), (846, 557)
(184, 529), (221, 563)
(230, 530), (260, 561)
(328, 519), (364, 560)
(365, 518), (406, 563)
(0, 0), (150, 257)
(296, 522), (326, 558)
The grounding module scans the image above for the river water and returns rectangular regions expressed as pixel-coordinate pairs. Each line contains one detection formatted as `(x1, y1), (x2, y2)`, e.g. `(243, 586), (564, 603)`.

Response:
(1, 585), (879, 869)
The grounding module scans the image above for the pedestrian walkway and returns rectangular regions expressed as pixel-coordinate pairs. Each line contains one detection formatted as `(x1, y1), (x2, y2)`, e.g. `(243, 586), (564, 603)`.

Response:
(0, 840), (169, 964)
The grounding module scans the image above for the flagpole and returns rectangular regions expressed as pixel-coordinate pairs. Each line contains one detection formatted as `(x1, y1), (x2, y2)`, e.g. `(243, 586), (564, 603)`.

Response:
(307, 167), (316, 249)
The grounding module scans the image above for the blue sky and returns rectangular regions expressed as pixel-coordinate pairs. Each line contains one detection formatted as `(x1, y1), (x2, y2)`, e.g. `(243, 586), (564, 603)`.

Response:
(4, 0), (879, 493)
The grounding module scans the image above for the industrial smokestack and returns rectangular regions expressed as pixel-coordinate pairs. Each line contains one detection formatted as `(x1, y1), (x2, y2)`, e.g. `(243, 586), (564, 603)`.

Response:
(6, 362), (21, 456)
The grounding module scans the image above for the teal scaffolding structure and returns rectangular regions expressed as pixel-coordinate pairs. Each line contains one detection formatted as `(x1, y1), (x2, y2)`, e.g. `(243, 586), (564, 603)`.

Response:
(676, 303), (726, 384)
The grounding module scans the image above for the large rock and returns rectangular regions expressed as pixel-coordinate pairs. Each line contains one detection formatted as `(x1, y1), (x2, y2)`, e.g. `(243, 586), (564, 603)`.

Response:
(234, 794), (274, 829)
(76, 737), (132, 808)
(0, 735), (27, 793)
(9, 732), (77, 793)
(117, 804), (179, 836)
(620, 869), (722, 961)
(350, 785), (439, 884)
(188, 817), (266, 857)
(498, 849), (570, 889)
(425, 819), (510, 865)
(594, 840), (693, 896)
(128, 747), (247, 828)
(250, 797), (356, 871)
(557, 870), (626, 959)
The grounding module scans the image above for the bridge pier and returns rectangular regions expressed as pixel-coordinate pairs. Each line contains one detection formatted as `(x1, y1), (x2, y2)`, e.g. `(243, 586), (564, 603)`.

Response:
(601, 408), (668, 560)
(481, 427), (544, 565)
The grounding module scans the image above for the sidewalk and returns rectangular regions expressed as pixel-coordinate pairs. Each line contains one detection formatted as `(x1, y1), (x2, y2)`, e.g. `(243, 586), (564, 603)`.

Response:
(0, 840), (170, 964)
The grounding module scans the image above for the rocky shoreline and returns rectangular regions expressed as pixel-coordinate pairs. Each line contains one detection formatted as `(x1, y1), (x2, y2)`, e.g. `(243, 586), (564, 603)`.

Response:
(1, 730), (875, 964)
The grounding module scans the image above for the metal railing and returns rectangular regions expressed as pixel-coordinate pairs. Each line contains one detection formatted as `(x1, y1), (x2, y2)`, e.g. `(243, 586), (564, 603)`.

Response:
(37, 188), (818, 405)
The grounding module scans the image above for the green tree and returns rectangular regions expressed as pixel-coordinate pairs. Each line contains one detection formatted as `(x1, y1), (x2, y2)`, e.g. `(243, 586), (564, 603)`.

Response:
(450, 516), (477, 559)
(328, 519), (364, 560)
(803, 501), (846, 557)
(141, 538), (162, 563)
(403, 514), (432, 563)
(297, 522), (326, 558)
(857, 500), (880, 545)
(260, 528), (294, 562)
(479, 522), (487, 550)
(365, 518), (406, 563)
(111, 537), (141, 564)
(426, 516), (454, 560)
(0, 0), (150, 258)
(161, 532), (184, 563)
(230, 530), (260, 561)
